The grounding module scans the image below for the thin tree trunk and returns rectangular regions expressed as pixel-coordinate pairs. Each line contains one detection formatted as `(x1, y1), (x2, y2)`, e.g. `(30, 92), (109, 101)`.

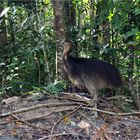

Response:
(122, 11), (140, 110)
(7, 2), (15, 43)
(90, 0), (95, 39)
(136, 47), (140, 111)
(51, 0), (66, 80)
(127, 44), (139, 109)
(0, 3), (7, 47)
(35, 0), (51, 84)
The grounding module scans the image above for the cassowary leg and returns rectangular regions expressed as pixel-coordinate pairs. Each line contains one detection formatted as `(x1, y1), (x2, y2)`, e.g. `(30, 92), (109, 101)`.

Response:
(90, 89), (98, 118)
(93, 90), (98, 118)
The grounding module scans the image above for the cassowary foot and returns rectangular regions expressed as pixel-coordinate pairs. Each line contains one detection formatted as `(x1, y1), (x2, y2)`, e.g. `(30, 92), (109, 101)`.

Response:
(89, 99), (98, 118)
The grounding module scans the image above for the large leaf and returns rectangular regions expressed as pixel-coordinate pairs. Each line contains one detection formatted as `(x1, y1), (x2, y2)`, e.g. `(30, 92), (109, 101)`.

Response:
(0, 7), (10, 17)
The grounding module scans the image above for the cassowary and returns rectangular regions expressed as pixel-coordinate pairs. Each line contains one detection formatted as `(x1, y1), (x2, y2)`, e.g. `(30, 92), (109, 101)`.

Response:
(63, 41), (122, 117)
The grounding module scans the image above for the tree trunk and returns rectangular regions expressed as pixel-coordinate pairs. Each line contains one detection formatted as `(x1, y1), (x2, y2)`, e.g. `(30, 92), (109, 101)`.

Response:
(126, 12), (140, 110)
(0, 3), (7, 47)
(127, 44), (140, 110)
(64, 0), (78, 56)
(51, 0), (66, 80)
(64, 0), (76, 39)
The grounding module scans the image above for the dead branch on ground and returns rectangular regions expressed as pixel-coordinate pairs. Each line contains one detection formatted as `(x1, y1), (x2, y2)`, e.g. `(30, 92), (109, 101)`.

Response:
(0, 102), (85, 118)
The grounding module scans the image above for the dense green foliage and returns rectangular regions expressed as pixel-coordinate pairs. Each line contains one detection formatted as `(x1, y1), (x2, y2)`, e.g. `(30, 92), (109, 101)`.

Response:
(0, 1), (55, 95)
(0, 0), (140, 102)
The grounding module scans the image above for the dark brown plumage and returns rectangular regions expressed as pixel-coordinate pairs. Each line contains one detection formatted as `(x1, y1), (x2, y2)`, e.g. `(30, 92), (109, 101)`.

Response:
(63, 41), (122, 117)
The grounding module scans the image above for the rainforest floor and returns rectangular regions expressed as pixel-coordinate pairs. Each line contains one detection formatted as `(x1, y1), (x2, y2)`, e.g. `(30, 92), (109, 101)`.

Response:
(0, 92), (140, 140)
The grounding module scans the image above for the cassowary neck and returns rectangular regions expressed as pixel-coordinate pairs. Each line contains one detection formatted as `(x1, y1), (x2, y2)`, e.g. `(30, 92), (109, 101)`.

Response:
(63, 42), (72, 60)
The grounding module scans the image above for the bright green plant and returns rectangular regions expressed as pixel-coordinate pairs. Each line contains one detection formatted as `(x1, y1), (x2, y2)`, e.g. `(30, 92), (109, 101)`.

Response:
(44, 81), (67, 95)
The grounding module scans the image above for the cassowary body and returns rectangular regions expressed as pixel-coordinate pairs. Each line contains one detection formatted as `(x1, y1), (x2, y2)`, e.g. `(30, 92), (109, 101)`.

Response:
(63, 41), (122, 116)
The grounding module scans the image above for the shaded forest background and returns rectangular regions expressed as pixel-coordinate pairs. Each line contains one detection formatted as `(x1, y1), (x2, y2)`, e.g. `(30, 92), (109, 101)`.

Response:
(0, 0), (140, 110)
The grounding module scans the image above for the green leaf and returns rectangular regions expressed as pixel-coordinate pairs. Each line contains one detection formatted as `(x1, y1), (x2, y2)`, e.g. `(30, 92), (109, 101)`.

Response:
(107, 11), (114, 22)
(125, 28), (139, 38)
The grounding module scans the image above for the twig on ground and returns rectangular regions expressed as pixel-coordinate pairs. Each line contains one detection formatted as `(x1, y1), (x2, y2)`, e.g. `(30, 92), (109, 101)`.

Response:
(49, 105), (82, 140)
(61, 92), (91, 104)
(47, 92), (91, 104)
(107, 95), (127, 100)
(85, 107), (140, 116)
(78, 111), (100, 130)
(0, 120), (13, 125)
(11, 114), (49, 131)
(38, 132), (89, 140)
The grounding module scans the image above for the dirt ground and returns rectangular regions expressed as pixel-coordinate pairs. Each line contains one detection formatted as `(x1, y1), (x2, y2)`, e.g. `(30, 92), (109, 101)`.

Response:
(0, 92), (140, 140)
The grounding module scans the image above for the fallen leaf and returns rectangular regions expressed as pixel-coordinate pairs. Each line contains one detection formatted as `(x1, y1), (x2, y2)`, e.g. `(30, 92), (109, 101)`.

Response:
(77, 120), (90, 135)
(63, 115), (69, 123)
(92, 123), (112, 140)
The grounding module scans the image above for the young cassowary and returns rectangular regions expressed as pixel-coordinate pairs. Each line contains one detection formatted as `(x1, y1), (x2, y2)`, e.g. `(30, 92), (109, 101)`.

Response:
(63, 41), (122, 117)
